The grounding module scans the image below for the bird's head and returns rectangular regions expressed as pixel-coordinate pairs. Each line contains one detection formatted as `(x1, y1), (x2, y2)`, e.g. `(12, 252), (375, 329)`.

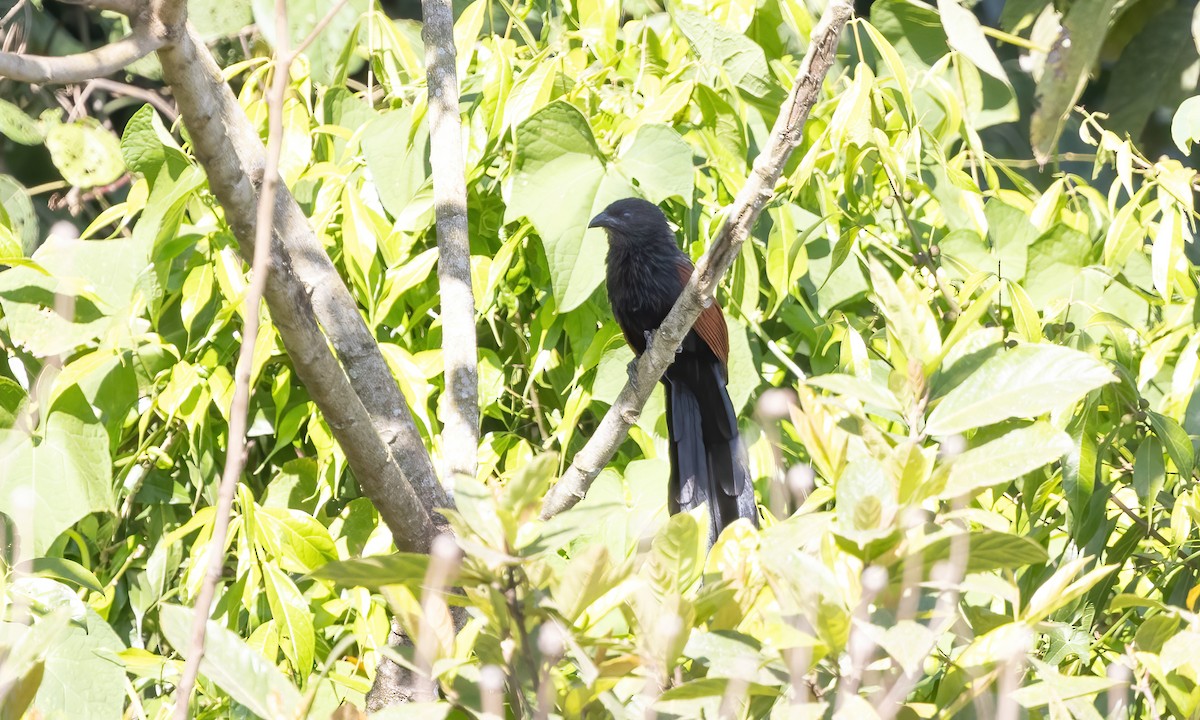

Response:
(588, 198), (672, 244)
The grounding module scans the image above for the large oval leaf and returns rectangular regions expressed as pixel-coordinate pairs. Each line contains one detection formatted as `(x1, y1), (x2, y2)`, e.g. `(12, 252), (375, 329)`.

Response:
(507, 101), (633, 312)
(926, 344), (1115, 436)
(159, 604), (301, 718)
(942, 422), (1074, 498)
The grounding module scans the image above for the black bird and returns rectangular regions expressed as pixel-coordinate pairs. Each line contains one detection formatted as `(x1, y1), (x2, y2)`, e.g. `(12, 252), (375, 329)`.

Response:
(588, 198), (758, 545)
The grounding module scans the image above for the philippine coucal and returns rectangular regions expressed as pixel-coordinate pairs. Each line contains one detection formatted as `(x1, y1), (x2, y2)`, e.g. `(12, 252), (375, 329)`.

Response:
(589, 198), (758, 545)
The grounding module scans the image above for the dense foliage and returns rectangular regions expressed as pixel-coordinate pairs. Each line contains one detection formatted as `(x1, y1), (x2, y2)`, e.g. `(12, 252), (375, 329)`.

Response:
(2, 0), (1200, 718)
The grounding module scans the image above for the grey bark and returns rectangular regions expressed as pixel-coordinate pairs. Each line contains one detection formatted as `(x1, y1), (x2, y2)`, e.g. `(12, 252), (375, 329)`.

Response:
(422, 0), (480, 488)
(153, 24), (446, 550)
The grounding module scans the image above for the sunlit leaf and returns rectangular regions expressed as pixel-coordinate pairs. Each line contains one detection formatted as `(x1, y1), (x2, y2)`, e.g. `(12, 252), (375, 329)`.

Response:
(926, 344), (1115, 435)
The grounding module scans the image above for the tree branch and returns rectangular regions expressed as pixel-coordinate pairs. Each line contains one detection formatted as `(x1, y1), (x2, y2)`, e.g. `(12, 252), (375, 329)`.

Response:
(155, 24), (447, 545)
(57, 0), (143, 15)
(422, 0), (479, 487)
(0, 30), (161, 84)
(540, 0), (854, 519)
(88, 77), (178, 120)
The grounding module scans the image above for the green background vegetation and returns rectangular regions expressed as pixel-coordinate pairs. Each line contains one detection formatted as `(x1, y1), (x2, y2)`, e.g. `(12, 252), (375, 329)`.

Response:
(2, 0), (1200, 717)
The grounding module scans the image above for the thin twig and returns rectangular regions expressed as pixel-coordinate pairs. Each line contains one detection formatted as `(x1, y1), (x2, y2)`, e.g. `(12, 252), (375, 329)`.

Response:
(293, 0), (351, 58)
(0, 29), (163, 84)
(89, 77), (177, 120)
(880, 165), (962, 317)
(170, 0), (290, 715)
(540, 0), (854, 519)
(1110, 493), (1200, 570)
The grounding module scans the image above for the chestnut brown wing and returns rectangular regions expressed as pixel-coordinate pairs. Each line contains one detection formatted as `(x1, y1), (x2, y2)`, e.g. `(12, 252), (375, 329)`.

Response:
(675, 259), (729, 372)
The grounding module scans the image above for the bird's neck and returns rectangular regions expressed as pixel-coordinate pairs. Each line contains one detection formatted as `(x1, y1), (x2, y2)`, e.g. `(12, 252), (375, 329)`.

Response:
(606, 232), (680, 265)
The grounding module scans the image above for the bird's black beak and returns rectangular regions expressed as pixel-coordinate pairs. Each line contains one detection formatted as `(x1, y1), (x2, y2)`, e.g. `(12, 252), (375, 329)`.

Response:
(588, 211), (615, 230)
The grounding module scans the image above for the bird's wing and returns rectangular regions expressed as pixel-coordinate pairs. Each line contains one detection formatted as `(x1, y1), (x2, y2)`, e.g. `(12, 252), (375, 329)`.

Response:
(675, 258), (729, 371)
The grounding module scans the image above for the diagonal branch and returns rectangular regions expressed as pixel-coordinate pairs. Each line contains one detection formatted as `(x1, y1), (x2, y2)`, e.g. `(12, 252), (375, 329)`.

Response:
(540, 0), (854, 519)
(0, 30), (162, 84)
(422, 0), (479, 487)
(155, 23), (448, 544)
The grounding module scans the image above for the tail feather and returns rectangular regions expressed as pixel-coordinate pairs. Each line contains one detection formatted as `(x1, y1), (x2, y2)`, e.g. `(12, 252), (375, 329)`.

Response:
(665, 374), (758, 547)
(666, 385), (707, 511)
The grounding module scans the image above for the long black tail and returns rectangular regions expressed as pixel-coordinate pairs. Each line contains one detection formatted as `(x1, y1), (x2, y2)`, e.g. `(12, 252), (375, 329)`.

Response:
(664, 360), (758, 548)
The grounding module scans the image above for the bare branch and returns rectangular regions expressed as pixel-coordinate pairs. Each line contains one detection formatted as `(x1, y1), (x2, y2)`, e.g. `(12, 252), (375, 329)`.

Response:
(57, 0), (143, 16)
(88, 77), (178, 121)
(540, 0), (854, 519)
(422, 0), (479, 486)
(0, 30), (161, 84)
(171, 0), (291, 715)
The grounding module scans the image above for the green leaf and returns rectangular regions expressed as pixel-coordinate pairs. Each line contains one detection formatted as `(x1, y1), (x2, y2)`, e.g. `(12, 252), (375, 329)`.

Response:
(508, 101), (634, 312)
(860, 20), (914, 120)
(258, 508), (338, 574)
(0, 657), (43, 720)
(1011, 663), (1117, 708)
(33, 234), (154, 312)
(0, 377), (27, 429)
(251, 0), (367, 85)
(1135, 614), (1180, 653)
(1025, 559), (1115, 622)
(0, 235), (154, 356)
(1022, 225), (1091, 309)
(0, 99), (43, 145)
(15, 558), (104, 594)
(0, 174), (39, 255)
(1005, 280), (1041, 344)
(44, 118), (125, 189)
(868, 257), (941, 367)
(764, 203), (817, 314)
(552, 543), (622, 624)
(683, 630), (784, 685)
(500, 452), (558, 519)
(1134, 436), (1166, 510)
(1099, 3), (1196, 141)
(1147, 411), (1195, 480)
(870, 0), (1015, 128)
(807, 372), (902, 413)
(835, 456), (897, 545)
(646, 511), (706, 595)
(613, 124), (694, 205)
(936, 0), (1010, 85)
(926, 344), (1115, 436)
(943, 422), (1073, 498)
(310, 553), (430, 591)
(1172, 96), (1200, 155)
(0, 409), (115, 557)
(120, 104), (184, 181)
(362, 107), (431, 225)
(29, 608), (125, 719)
(261, 563), (315, 677)
(133, 162), (207, 253)
(921, 530), (1048, 574)
(189, 0), (253, 38)
(1030, 0), (1120, 163)
(159, 604), (301, 717)
(673, 11), (772, 97)
(863, 620), (935, 675)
